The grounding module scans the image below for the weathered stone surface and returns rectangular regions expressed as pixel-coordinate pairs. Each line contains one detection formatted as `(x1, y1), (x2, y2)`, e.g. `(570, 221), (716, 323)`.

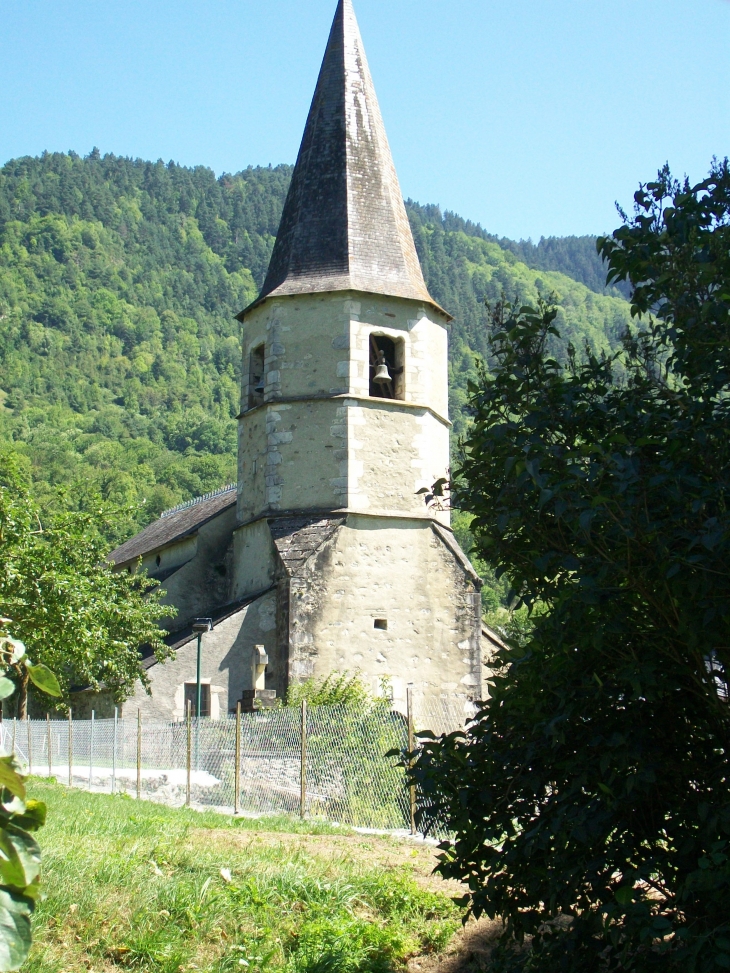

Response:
(238, 293), (451, 525)
(270, 517), (346, 576)
(281, 515), (483, 720)
(122, 590), (278, 721)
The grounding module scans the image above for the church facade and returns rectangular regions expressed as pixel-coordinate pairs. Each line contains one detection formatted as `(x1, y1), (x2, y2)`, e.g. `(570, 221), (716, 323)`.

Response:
(107, 0), (488, 725)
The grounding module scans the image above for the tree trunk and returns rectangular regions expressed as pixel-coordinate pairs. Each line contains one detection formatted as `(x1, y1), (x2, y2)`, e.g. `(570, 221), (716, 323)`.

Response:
(16, 667), (29, 721)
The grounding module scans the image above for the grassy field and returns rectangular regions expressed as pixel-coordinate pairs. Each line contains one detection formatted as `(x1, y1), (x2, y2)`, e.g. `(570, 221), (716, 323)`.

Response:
(25, 781), (462, 973)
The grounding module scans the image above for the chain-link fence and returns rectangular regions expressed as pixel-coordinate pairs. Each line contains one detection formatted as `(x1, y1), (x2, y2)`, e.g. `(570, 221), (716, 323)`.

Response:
(0, 696), (469, 832)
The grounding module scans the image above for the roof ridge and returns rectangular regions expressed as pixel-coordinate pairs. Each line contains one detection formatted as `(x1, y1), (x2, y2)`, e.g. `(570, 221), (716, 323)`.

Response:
(160, 484), (236, 520)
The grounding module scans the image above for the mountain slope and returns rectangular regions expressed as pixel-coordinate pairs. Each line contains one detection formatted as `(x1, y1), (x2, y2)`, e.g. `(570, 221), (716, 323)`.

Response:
(0, 151), (633, 527)
(406, 213), (632, 436)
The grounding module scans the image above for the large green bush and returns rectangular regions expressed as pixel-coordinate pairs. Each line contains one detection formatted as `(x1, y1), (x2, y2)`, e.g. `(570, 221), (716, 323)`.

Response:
(410, 161), (730, 970)
(0, 451), (171, 713)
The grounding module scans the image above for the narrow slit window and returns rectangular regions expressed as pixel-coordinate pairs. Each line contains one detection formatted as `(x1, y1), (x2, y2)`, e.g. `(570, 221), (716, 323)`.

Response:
(248, 344), (265, 409)
(374, 618), (388, 631)
(369, 335), (405, 400)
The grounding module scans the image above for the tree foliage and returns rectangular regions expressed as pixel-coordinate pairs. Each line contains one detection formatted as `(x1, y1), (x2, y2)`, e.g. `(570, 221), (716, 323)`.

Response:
(0, 451), (173, 713)
(0, 151), (632, 536)
(407, 200), (632, 298)
(410, 161), (730, 970)
(0, 620), (62, 970)
(406, 203), (633, 441)
(0, 750), (45, 970)
(284, 670), (373, 709)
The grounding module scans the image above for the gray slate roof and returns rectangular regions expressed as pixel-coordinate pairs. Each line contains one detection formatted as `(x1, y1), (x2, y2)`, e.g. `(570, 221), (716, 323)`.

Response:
(432, 523), (484, 588)
(141, 586), (275, 669)
(108, 487), (237, 566)
(243, 0), (444, 317)
(270, 516), (345, 575)
(483, 624), (508, 653)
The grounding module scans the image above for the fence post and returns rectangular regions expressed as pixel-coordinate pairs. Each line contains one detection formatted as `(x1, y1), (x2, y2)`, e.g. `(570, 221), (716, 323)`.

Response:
(112, 707), (118, 795)
(234, 701), (241, 815)
(136, 709), (141, 800)
(11, 718), (16, 756)
(186, 700), (192, 807)
(26, 718), (32, 776)
(89, 710), (95, 791)
(300, 699), (307, 820)
(46, 714), (52, 778)
(68, 709), (73, 787)
(407, 687), (416, 836)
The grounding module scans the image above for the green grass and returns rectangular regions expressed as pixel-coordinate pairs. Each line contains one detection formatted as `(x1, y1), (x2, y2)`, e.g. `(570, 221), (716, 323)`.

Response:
(25, 781), (460, 973)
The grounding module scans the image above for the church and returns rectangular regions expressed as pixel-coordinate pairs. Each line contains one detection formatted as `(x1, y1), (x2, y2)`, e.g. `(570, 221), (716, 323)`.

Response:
(108, 0), (491, 724)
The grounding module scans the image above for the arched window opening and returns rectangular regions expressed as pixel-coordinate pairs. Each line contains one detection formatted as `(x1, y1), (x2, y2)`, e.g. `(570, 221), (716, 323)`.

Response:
(369, 335), (405, 400)
(248, 344), (265, 409)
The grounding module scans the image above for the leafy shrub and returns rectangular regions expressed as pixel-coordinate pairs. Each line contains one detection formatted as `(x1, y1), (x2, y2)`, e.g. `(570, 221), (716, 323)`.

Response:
(410, 161), (730, 971)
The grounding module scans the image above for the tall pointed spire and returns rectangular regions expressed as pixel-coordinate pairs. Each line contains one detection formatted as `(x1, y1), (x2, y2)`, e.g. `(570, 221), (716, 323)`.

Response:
(248, 0), (442, 314)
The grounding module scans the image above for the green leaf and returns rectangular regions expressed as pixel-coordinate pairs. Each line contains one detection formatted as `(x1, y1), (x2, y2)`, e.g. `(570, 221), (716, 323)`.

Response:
(0, 824), (41, 889)
(18, 877), (40, 904)
(0, 682), (14, 704)
(0, 763), (24, 803)
(0, 797), (24, 818)
(25, 664), (61, 698)
(652, 916), (672, 931)
(0, 642), (24, 666)
(0, 888), (33, 971)
(615, 887), (634, 905)
(10, 802), (46, 834)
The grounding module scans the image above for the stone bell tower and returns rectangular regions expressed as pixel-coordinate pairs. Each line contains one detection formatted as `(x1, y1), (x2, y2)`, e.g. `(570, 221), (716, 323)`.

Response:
(232, 0), (483, 717)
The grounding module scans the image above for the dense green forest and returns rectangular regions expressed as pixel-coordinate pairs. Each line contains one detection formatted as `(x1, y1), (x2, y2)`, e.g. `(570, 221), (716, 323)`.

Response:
(406, 200), (632, 299)
(0, 150), (633, 532)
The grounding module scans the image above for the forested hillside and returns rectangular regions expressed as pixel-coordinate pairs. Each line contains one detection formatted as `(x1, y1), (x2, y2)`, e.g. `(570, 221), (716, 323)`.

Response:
(0, 150), (633, 530)
(406, 201), (632, 299)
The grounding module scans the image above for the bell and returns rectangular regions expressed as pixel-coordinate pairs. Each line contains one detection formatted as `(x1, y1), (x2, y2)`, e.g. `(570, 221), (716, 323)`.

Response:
(254, 380), (265, 394)
(373, 361), (392, 385)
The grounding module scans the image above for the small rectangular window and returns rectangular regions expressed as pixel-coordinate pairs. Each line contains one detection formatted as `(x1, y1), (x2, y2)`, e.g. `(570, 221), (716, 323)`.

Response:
(248, 344), (265, 409)
(369, 335), (405, 400)
(374, 618), (388, 631)
(184, 683), (211, 717)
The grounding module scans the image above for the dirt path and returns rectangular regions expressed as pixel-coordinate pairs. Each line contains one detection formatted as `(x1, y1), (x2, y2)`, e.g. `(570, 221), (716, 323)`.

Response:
(409, 918), (502, 973)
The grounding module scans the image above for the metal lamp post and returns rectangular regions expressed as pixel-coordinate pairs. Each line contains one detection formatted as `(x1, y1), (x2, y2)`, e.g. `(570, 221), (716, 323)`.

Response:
(192, 618), (213, 770)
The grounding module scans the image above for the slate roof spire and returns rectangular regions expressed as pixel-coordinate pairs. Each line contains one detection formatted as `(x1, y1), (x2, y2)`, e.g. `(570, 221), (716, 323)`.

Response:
(245, 0), (444, 315)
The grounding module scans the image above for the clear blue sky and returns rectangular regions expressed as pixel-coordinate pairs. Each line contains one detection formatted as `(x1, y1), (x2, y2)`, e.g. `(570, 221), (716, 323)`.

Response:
(2, 0), (729, 241)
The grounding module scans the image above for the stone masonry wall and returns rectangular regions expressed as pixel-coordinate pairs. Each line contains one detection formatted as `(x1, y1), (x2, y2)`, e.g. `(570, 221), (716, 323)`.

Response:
(287, 515), (482, 722)
(147, 506), (238, 632)
(121, 591), (278, 721)
(238, 291), (451, 525)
